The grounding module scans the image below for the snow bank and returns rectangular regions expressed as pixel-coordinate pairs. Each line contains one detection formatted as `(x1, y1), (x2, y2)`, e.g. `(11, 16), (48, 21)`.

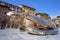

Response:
(0, 28), (60, 40)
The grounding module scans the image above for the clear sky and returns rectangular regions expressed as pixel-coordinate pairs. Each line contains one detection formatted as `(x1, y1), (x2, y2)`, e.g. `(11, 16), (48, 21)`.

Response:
(1, 0), (60, 18)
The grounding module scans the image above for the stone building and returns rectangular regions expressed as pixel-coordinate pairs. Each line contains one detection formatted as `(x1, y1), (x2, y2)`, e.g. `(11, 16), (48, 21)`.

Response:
(54, 16), (60, 27)
(0, 1), (22, 29)
(20, 5), (36, 17)
(19, 5), (36, 29)
(9, 13), (23, 28)
(0, 1), (10, 29)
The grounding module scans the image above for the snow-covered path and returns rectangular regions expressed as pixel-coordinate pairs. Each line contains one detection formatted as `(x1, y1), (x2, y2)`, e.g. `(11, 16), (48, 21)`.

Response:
(0, 28), (60, 40)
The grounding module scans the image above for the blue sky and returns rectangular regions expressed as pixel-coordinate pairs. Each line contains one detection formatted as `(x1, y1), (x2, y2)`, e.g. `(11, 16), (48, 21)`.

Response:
(1, 0), (60, 18)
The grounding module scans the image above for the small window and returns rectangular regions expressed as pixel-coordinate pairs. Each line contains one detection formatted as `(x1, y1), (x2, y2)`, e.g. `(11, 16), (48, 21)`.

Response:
(47, 27), (54, 30)
(23, 10), (25, 12)
(4, 12), (6, 15)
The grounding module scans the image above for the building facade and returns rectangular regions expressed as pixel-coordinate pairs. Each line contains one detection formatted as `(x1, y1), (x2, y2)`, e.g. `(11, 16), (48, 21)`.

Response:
(0, 1), (22, 29)
(20, 5), (36, 17)
(54, 16), (60, 27)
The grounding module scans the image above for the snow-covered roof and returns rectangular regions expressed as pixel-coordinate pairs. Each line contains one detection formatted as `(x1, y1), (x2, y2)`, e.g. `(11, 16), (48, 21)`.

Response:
(26, 15), (54, 27)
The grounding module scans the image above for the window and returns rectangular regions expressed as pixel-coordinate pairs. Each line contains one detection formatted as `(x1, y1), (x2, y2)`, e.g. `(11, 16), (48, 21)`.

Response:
(4, 12), (6, 15)
(47, 27), (54, 30)
(23, 10), (25, 12)
(10, 7), (14, 11)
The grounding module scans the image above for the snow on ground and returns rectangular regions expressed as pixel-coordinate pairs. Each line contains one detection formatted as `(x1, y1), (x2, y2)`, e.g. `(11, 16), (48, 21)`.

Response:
(0, 28), (60, 40)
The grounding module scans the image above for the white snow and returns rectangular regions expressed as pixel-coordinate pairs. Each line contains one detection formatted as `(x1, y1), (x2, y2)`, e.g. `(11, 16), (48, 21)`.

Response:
(0, 28), (60, 40)
(7, 11), (14, 16)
